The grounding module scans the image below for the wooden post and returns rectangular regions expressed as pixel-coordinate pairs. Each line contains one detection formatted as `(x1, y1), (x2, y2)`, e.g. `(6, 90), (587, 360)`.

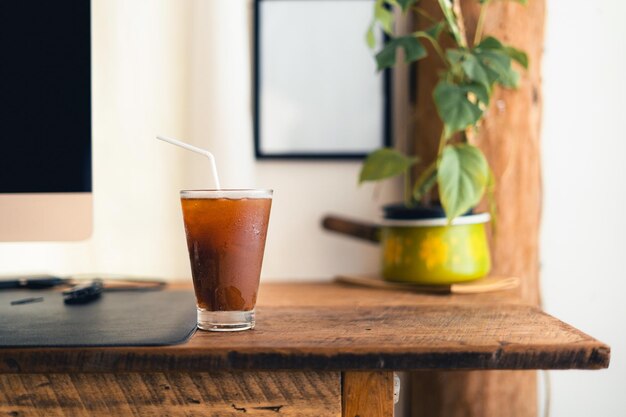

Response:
(410, 1), (545, 416)
(343, 371), (394, 417)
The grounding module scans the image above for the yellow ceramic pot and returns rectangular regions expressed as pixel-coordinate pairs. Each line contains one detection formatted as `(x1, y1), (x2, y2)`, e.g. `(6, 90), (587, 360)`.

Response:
(380, 213), (491, 284)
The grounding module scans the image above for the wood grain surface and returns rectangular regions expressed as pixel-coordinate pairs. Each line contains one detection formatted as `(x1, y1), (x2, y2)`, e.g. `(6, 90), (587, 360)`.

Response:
(0, 300), (609, 373)
(343, 372), (394, 417)
(0, 371), (340, 417)
(411, 370), (537, 417)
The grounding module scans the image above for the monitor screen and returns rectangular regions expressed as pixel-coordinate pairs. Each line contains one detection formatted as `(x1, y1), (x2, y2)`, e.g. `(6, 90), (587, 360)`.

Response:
(0, 1), (91, 193)
(0, 1), (92, 241)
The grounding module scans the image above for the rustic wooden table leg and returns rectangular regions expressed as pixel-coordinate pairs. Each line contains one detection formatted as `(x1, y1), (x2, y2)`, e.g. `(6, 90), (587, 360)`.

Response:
(342, 371), (394, 417)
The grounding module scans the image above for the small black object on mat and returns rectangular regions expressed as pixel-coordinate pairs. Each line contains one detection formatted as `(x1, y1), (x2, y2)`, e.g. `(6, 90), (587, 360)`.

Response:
(62, 279), (104, 304)
(0, 290), (196, 347)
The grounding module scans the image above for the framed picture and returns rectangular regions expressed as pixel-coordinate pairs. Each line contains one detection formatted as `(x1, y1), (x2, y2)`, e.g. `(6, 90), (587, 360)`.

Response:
(254, 0), (392, 159)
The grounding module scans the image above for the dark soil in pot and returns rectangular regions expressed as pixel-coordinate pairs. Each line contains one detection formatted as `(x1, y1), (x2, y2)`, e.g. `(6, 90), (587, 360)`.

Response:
(382, 203), (474, 220)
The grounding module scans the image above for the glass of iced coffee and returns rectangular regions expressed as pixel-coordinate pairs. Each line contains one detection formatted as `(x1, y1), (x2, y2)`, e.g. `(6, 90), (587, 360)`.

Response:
(180, 189), (272, 331)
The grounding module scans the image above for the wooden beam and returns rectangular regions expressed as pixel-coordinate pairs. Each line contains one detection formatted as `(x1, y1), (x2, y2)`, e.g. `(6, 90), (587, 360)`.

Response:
(412, 371), (537, 417)
(410, 0), (546, 415)
(0, 371), (341, 417)
(342, 371), (394, 417)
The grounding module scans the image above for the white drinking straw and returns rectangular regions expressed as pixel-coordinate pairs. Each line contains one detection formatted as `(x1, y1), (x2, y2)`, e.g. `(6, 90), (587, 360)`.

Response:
(156, 135), (221, 190)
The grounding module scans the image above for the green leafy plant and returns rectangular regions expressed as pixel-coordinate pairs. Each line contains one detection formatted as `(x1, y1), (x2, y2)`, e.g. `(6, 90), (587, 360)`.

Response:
(360, 0), (527, 221)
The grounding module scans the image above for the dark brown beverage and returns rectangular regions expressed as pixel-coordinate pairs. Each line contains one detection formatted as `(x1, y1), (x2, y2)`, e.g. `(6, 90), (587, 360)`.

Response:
(180, 190), (272, 331)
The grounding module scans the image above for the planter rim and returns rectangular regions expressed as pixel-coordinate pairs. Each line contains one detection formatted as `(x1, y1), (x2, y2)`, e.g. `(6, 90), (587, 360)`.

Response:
(381, 213), (490, 227)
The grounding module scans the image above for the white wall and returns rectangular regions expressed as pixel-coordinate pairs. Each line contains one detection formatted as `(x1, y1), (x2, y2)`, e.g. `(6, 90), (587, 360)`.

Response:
(541, 0), (626, 416)
(0, 0), (395, 281)
(184, 0), (397, 280)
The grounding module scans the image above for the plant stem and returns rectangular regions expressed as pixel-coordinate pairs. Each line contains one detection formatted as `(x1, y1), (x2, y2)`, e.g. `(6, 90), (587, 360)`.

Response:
(411, 6), (437, 23)
(473, 1), (489, 46)
(412, 160), (437, 202)
(416, 161), (437, 185)
(430, 39), (448, 66)
(451, 0), (468, 48)
(437, 129), (447, 161)
(429, 129), (447, 206)
(404, 169), (412, 206)
(416, 34), (448, 66)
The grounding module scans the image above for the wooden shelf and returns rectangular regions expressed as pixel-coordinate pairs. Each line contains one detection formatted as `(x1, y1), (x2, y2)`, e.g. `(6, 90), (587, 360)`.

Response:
(0, 282), (609, 373)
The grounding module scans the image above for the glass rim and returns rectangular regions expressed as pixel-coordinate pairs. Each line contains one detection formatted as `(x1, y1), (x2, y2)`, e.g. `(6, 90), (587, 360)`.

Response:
(180, 189), (273, 199)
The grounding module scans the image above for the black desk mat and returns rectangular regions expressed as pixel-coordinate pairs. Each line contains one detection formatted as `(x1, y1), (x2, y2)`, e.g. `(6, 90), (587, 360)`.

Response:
(0, 289), (197, 347)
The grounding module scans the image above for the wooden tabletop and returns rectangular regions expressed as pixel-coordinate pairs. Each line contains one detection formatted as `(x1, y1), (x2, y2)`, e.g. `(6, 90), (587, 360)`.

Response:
(0, 282), (610, 373)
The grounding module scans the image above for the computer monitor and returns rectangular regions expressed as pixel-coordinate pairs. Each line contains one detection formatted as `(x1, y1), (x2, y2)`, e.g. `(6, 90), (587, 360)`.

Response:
(0, 1), (92, 241)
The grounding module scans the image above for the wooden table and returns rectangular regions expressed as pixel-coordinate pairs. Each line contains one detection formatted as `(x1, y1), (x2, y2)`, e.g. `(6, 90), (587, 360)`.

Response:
(0, 282), (610, 417)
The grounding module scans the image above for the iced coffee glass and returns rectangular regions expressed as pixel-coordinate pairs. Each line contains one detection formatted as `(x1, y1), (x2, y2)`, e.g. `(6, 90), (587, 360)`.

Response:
(180, 189), (272, 331)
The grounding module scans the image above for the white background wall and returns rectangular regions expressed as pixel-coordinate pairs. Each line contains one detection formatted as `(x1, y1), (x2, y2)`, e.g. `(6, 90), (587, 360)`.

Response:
(0, 0), (394, 281)
(0, 0), (623, 415)
(541, 0), (625, 415)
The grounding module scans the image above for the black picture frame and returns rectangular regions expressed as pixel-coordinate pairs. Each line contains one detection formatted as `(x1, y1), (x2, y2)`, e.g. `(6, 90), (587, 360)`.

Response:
(253, 0), (392, 160)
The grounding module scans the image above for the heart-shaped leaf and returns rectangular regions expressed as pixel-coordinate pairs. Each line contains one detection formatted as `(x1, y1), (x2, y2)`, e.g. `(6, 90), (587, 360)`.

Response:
(437, 144), (489, 221)
(475, 37), (522, 87)
(447, 49), (491, 90)
(504, 45), (529, 69)
(375, 36), (427, 70)
(433, 81), (483, 137)
(477, 36), (504, 50)
(359, 148), (418, 183)
(464, 82), (490, 106)
(374, 3), (394, 35)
